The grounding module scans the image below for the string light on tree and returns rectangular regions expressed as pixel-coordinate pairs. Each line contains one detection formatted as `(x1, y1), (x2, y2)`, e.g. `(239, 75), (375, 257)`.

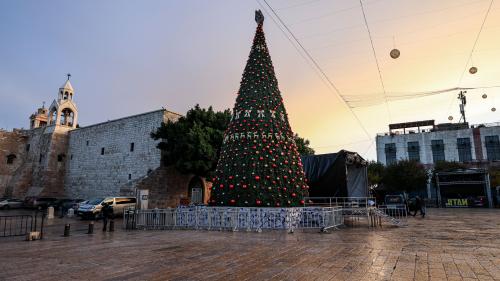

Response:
(469, 66), (478, 74)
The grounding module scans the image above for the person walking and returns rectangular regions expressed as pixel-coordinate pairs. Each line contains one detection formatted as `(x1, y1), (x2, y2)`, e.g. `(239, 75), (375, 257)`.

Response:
(101, 203), (114, 231)
(413, 196), (426, 218)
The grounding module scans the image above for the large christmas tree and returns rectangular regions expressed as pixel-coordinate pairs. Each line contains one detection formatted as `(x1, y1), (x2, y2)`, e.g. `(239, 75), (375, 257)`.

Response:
(209, 10), (309, 207)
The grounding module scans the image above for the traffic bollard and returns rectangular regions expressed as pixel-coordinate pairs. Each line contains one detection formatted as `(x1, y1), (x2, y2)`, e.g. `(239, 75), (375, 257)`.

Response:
(87, 221), (94, 234)
(63, 224), (71, 237)
(109, 220), (115, 232)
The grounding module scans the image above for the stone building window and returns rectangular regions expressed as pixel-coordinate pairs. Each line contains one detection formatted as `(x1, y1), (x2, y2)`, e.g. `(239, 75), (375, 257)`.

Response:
(431, 140), (445, 163)
(128, 174), (132, 180)
(39, 154), (43, 163)
(26, 144), (30, 152)
(70, 154), (73, 160)
(407, 141), (420, 162)
(130, 142), (135, 152)
(485, 136), (500, 161)
(6, 154), (16, 164)
(385, 143), (397, 165)
(101, 148), (105, 155)
(86, 140), (89, 146)
(457, 138), (472, 162)
(57, 154), (66, 162)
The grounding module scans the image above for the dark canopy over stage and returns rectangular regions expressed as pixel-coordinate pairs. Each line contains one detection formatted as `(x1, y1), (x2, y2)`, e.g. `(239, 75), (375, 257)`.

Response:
(301, 150), (368, 198)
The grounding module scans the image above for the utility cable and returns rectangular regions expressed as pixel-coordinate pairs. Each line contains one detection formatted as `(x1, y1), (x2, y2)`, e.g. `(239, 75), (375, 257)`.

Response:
(260, 0), (373, 140)
(359, 0), (392, 122)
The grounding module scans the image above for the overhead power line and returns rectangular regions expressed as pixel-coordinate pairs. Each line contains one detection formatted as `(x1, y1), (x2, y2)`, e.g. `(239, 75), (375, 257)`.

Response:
(457, 0), (495, 86)
(359, 0), (391, 122)
(259, 0), (373, 140)
(344, 85), (500, 107)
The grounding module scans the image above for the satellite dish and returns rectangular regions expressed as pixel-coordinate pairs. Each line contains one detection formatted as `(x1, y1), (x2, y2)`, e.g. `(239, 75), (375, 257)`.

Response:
(492, 107), (496, 112)
(448, 116), (453, 121)
(482, 94), (488, 99)
(469, 67), (478, 74)
(390, 49), (400, 59)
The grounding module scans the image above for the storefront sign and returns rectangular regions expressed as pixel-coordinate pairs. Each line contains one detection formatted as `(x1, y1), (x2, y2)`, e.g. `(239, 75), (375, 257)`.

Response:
(445, 198), (468, 207)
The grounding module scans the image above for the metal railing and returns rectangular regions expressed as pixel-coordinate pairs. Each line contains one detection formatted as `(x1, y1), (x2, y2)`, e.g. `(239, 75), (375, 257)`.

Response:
(0, 212), (45, 238)
(124, 206), (343, 232)
(303, 197), (376, 208)
(377, 204), (408, 220)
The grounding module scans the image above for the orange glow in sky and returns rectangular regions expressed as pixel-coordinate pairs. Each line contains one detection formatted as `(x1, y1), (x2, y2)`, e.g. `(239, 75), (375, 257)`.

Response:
(1, 0), (499, 160)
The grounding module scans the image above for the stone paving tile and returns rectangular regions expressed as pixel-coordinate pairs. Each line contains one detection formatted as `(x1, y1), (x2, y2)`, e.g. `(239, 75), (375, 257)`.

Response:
(1, 209), (500, 280)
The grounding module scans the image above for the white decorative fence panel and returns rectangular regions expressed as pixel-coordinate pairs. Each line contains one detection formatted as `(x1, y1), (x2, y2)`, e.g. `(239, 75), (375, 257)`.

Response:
(124, 206), (343, 232)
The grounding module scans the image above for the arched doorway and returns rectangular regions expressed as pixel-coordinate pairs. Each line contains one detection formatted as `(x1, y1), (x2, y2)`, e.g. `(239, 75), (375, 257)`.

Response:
(188, 176), (204, 204)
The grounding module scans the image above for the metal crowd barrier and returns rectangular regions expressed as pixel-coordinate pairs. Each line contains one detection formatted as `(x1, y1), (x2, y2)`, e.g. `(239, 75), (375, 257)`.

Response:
(124, 206), (344, 232)
(303, 197), (376, 209)
(0, 212), (45, 238)
(377, 204), (408, 220)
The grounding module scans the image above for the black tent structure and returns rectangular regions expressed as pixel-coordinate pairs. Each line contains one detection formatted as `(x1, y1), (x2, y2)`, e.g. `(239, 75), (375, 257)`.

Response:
(301, 150), (368, 198)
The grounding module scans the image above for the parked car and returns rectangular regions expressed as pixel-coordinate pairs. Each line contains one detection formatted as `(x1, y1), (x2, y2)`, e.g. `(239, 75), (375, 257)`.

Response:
(384, 194), (405, 205)
(468, 196), (487, 207)
(77, 197), (136, 219)
(24, 197), (58, 209)
(0, 199), (24, 210)
(54, 198), (86, 211)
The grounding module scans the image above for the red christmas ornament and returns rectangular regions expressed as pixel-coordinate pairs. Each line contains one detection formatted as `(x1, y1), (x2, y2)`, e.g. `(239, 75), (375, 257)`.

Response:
(291, 193), (297, 197)
(229, 184), (234, 189)
(255, 175), (260, 180)
(300, 200), (305, 205)
(230, 199), (236, 204)
(256, 199), (262, 205)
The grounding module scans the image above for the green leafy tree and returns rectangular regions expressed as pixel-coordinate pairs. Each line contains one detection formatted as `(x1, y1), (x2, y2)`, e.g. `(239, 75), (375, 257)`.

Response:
(151, 105), (231, 178)
(367, 161), (385, 189)
(209, 13), (309, 207)
(293, 134), (315, 156)
(383, 160), (427, 193)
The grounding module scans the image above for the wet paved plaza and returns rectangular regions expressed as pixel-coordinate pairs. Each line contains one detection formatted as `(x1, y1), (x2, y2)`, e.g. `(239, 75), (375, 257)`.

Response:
(1, 208), (500, 281)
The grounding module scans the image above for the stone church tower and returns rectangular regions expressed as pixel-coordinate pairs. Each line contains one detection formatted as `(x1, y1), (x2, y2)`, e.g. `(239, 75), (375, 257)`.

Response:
(48, 78), (79, 128)
(1, 76), (78, 198)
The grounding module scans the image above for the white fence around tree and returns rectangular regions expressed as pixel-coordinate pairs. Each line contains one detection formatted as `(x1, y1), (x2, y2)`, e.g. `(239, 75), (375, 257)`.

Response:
(303, 197), (376, 208)
(124, 206), (343, 232)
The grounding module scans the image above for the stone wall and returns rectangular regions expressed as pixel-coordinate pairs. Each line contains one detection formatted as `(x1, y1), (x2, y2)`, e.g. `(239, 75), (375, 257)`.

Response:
(1, 126), (72, 198)
(0, 130), (28, 196)
(64, 110), (180, 199)
(122, 166), (212, 208)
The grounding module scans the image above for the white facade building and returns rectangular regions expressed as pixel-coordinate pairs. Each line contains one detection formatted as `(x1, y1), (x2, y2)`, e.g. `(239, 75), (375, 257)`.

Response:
(376, 121), (500, 166)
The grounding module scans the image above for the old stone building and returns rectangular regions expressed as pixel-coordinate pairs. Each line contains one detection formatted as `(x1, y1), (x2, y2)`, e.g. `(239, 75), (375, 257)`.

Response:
(0, 78), (211, 208)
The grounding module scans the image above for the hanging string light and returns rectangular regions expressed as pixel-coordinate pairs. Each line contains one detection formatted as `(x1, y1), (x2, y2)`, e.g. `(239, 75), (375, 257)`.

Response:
(482, 93), (488, 99)
(390, 36), (400, 59)
(469, 55), (477, 74)
(448, 116), (453, 121)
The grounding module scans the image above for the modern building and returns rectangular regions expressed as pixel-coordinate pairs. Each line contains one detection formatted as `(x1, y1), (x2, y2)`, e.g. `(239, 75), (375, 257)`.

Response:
(376, 120), (500, 207)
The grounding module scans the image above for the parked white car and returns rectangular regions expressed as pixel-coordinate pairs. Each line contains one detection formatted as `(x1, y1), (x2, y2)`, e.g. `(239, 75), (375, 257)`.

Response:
(77, 197), (136, 219)
(0, 199), (24, 209)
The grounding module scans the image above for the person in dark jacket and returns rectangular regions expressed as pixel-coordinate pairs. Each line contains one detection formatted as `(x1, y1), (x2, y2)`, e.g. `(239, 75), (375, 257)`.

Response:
(101, 203), (114, 231)
(413, 196), (426, 218)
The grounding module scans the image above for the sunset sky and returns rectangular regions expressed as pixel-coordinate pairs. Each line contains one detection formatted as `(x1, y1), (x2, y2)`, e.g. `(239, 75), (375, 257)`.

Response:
(1, 0), (499, 160)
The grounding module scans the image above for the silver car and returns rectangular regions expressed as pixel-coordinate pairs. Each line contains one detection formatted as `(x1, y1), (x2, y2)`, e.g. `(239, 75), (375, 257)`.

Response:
(0, 199), (24, 210)
(77, 197), (136, 219)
